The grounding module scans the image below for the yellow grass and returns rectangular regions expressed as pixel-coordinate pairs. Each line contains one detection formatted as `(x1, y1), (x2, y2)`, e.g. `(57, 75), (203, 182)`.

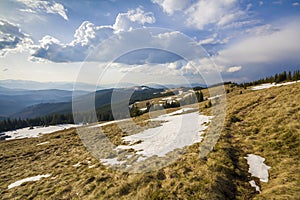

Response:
(0, 82), (299, 199)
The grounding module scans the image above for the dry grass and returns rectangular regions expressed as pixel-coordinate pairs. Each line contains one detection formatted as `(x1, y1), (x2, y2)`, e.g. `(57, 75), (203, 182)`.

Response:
(0, 83), (299, 199)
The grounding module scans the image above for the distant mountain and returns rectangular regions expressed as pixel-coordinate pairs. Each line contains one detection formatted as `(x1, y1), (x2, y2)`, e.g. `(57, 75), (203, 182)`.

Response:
(0, 79), (97, 91)
(0, 87), (89, 117)
(11, 87), (168, 119)
(0, 79), (207, 91)
(147, 83), (207, 89)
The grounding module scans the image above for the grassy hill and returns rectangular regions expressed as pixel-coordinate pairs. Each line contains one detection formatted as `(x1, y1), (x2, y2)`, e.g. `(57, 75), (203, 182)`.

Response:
(0, 82), (299, 199)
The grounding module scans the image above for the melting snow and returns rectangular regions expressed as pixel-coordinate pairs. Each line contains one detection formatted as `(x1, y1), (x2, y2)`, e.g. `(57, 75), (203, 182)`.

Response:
(139, 107), (148, 111)
(8, 174), (51, 189)
(100, 157), (126, 166)
(162, 97), (173, 100)
(208, 94), (223, 100)
(251, 81), (299, 90)
(116, 108), (212, 159)
(88, 118), (129, 128)
(249, 180), (261, 193)
(88, 164), (96, 169)
(3, 124), (79, 140)
(244, 154), (271, 182)
(73, 162), (81, 167)
(36, 141), (49, 146)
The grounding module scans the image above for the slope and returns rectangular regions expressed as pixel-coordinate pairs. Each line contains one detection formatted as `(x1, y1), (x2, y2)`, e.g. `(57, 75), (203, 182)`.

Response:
(0, 82), (299, 199)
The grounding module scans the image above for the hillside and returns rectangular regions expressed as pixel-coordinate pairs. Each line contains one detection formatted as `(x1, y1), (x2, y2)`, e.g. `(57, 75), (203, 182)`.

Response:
(0, 82), (299, 199)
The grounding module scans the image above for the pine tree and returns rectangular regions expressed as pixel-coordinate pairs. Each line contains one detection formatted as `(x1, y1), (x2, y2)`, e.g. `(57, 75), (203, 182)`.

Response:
(196, 91), (204, 102)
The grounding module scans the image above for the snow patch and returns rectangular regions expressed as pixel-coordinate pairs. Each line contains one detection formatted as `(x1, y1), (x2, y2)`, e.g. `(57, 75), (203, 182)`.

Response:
(36, 141), (49, 146)
(208, 94), (223, 100)
(116, 108), (212, 159)
(162, 97), (173, 100)
(252, 81), (299, 90)
(165, 107), (195, 115)
(249, 180), (261, 193)
(139, 107), (148, 111)
(3, 124), (79, 140)
(8, 174), (51, 189)
(88, 119), (129, 128)
(73, 162), (81, 167)
(100, 157), (126, 166)
(244, 154), (271, 182)
(88, 164), (96, 169)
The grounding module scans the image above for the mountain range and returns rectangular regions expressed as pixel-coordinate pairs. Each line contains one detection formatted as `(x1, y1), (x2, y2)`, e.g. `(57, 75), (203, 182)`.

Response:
(1, 85), (169, 119)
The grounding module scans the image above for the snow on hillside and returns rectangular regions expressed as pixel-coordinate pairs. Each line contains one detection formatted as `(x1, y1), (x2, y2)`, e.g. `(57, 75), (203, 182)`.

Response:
(245, 154), (271, 193)
(101, 108), (213, 166)
(251, 81), (299, 90)
(3, 124), (79, 140)
(117, 108), (211, 158)
(88, 119), (129, 128)
(8, 174), (51, 189)
(245, 154), (271, 182)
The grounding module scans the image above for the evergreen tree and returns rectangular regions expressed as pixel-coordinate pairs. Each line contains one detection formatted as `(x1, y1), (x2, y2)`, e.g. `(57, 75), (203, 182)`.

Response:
(196, 91), (204, 102)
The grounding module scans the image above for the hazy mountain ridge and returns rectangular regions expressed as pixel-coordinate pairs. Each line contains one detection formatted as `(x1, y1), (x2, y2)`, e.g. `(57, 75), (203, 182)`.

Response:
(0, 87), (88, 117)
(8, 86), (168, 119)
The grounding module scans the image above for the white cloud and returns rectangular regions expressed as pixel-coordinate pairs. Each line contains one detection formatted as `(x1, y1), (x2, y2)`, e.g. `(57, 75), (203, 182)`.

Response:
(153, 0), (253, 31)
(184, 0), (239, 29)
(16, 0), (68, 20)
(198, 33), (229, 45)
(217, 20), (300, 65)
(292, 2), (300, 6)
(198, 18), (300, 79)
(227, 66), (242, 72)
(0, 19), (33, 56)
(31, 22), (114, 62)
(244, 24), (276, 36)
(72, 21), (113, 46)
(19, 8), (36, 13)
(151, 0), (191, 15)
(218, 10), (245, 27)
(113, 7), (155, 32)
(223, 19), (261, 29)
(30, 12), (207, 64)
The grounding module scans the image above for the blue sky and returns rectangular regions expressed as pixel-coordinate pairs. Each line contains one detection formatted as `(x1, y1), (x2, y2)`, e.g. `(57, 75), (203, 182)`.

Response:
(0, 0), (300, 86)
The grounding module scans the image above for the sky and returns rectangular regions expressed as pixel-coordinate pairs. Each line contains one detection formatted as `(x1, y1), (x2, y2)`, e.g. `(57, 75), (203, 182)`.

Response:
(0, 0), (300, 86)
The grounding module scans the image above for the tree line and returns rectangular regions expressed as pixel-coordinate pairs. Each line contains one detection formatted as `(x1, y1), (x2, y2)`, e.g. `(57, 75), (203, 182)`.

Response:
(237, 69), (300, 88)
(0, 113), (74, 133)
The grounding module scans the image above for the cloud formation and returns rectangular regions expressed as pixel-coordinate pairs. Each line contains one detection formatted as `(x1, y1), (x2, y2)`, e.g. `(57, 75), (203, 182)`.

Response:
(31, 8), (201, 64)
(152, 0), (248, 30)
(30, 22), (114, 62)
(113, 7), (155, 32)
(185, 0), (240, 29)
(151, 0), (192, 15)
(227, 66), (242, 73)
(217, 20), (300, 65)
(0, 19), (33, 56)
(16, 0), (68, 20)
